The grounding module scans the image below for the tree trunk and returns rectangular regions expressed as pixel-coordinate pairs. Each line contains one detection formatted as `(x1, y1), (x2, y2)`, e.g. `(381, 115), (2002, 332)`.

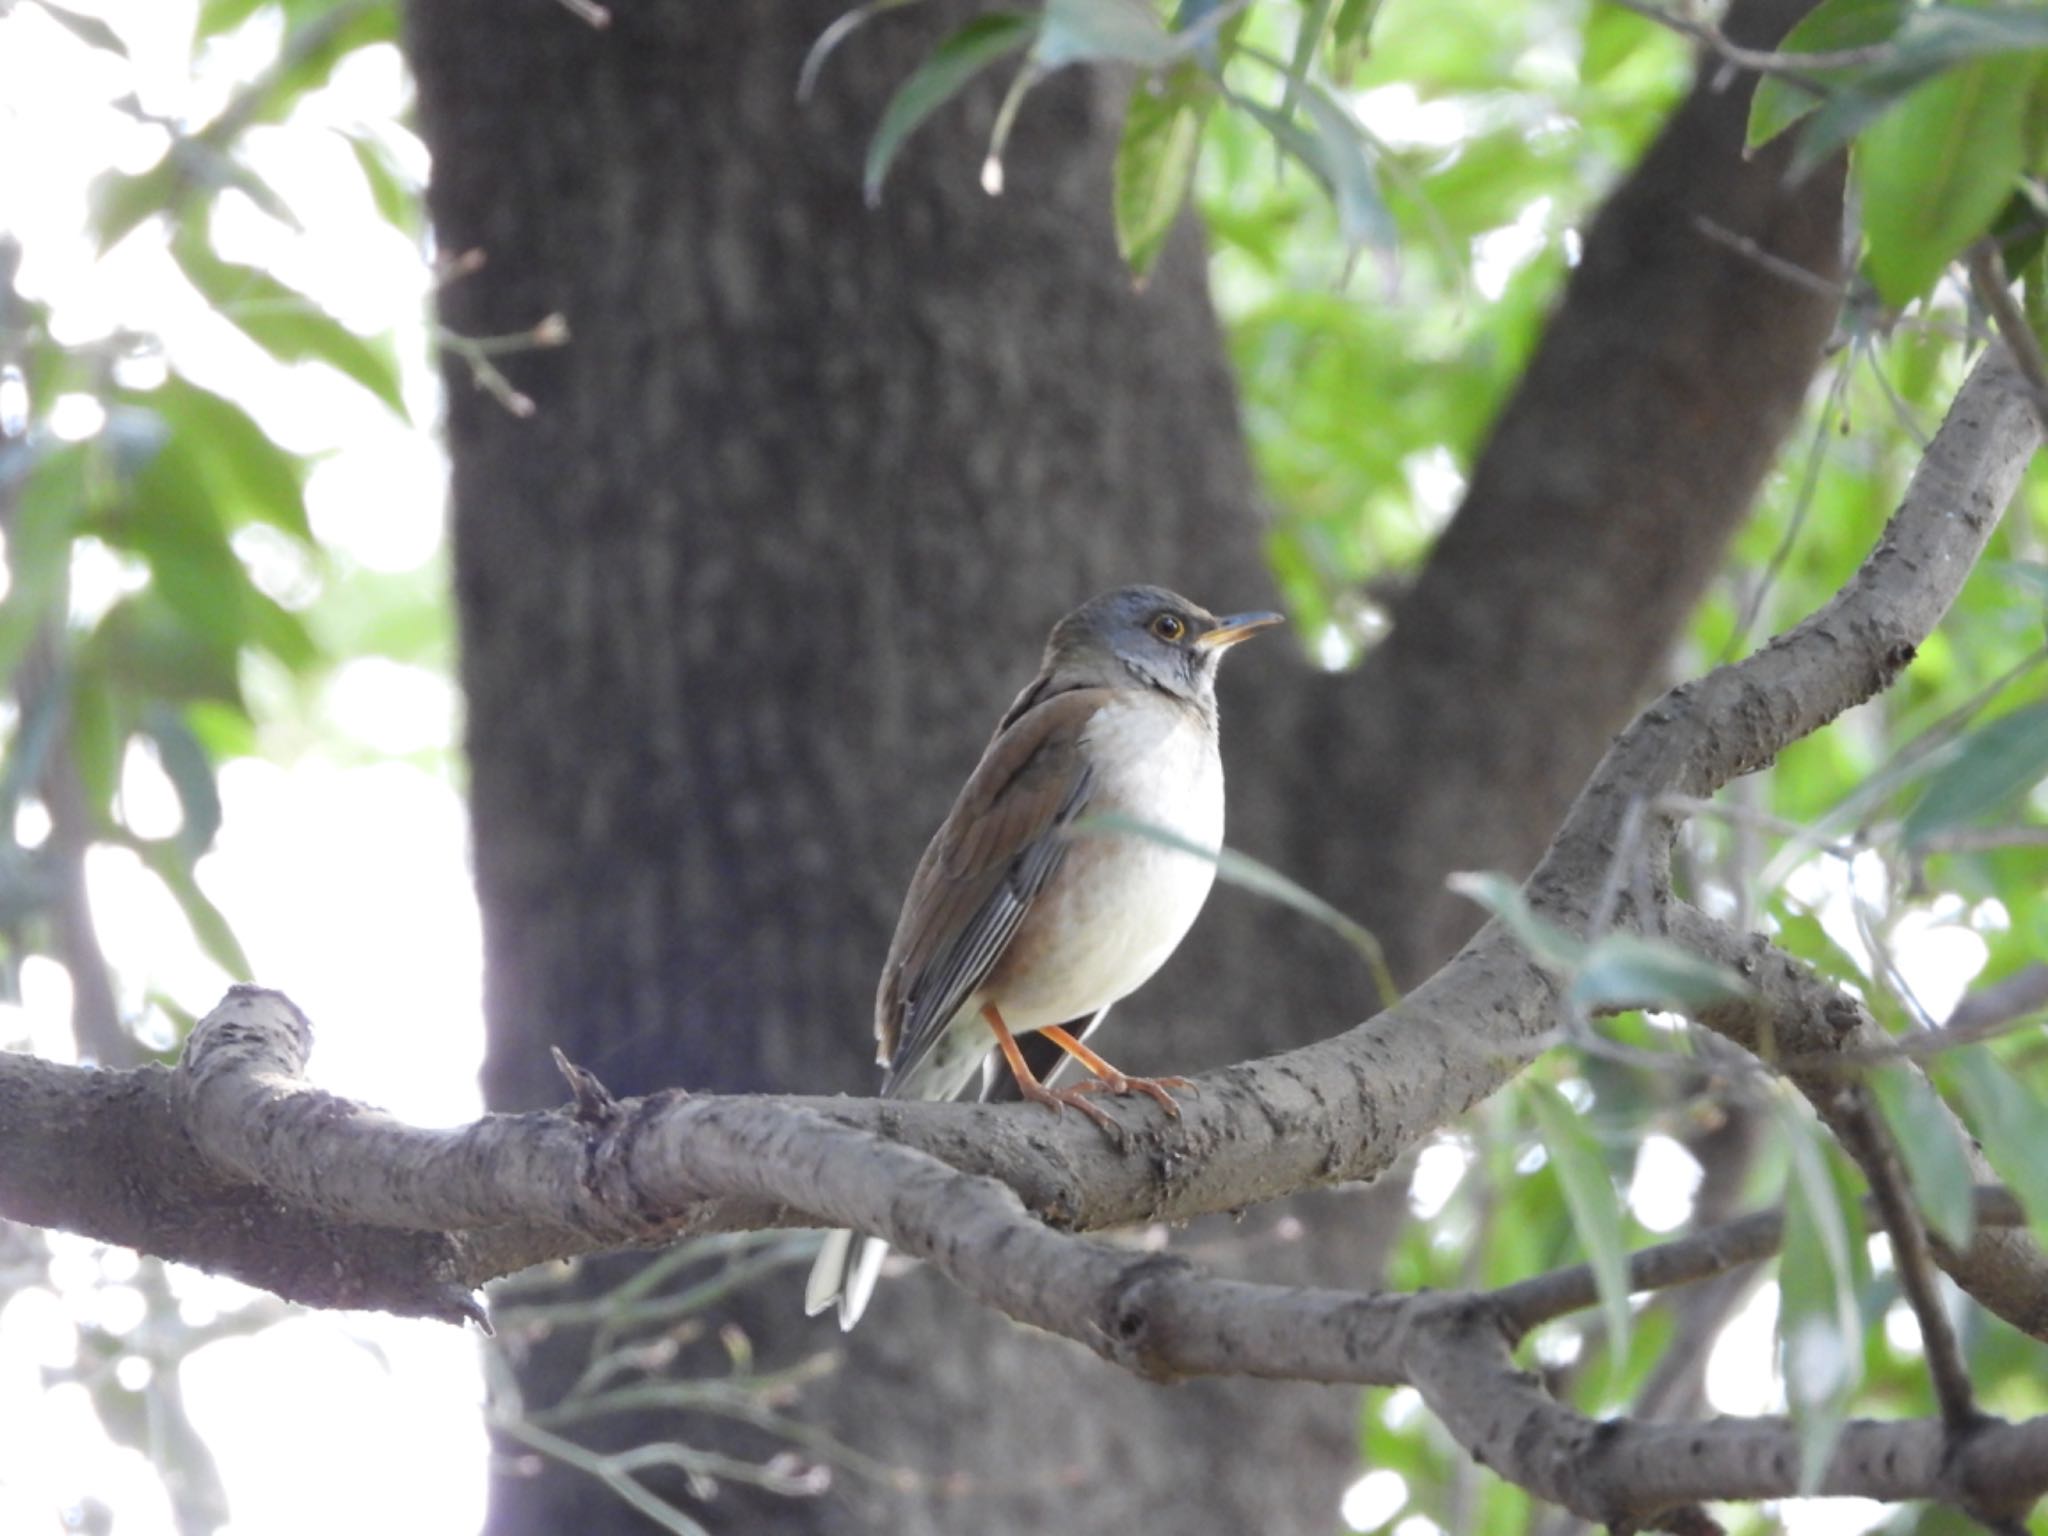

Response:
(402, 0), (1840, 1529)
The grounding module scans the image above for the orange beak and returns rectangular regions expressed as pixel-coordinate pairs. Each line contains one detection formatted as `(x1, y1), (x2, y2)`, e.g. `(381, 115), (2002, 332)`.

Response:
(1196, 611), (1286, 650)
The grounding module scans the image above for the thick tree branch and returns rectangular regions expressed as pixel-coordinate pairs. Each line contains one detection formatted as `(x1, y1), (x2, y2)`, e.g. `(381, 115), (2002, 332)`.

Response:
(14, 988), (2048, 1528)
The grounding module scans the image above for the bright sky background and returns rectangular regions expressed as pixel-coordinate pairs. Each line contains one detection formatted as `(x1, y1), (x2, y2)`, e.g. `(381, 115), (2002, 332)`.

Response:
(0, 4), (2001, 1535)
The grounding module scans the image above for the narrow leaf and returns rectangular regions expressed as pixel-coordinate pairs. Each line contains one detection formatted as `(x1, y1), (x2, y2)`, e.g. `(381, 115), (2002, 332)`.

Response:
(1939, 1048), (2048, 1241)
(137, 839), (253, 979)
(339, 129), (419, 232)
(1076, 813), (1399, 1008)
(1298, 81), (1396, 256)
(1570, 933), (1754, 1014)
(142, 705), (225, 857)
(1113, 69), (1210, 283)
(172, 237), (407, 415)
(1748, 0), (1908, 149)
(863, 12), (1038, 206)
(1279, 0), (1338, 122)
(1233, 83), (1394, 260)
(1037, 0), (1179, 68)
(1870, 1065), (1977, 1250)
(799, 0), (927, 101)
(1446, 870), (1585, 973)
(138, 377), (312, 539)
(1777, 1104), (1866, 1492)
(32, 0), (129, 56)
(1525, 1079), (1632, 1383)
(89, 156), (184, 254)
(1902, 700), (2048, 846)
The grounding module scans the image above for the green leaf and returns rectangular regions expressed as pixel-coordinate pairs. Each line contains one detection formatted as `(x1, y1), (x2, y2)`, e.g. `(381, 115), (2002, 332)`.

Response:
(67, 660), (125, 821)
(1939, 1048), (2048, 1241)
(136, 838), (252, 979)
(1581, 1), (1661, 87)
(89, 156), (185, 254)
(863, 12), (1038, 206)
(0, 439), (84, 682)
(1748, 0), (1908, 149)
(1037, 0), (1179, 68)
(1569, 933), (1754, 1014)
(172, 237), (408, 415)
(197, 0), (271, 38)
(1777, 1104), (1867, 1492)
(1299, 81), (1395, 257)
(340, 129), (420, 232)
(1233, 83), (1395, 261)
(1279, 0), (1338, 122)
(142, 706), (225, 857)
(88, 596), (245, 708)
(1524, 1079), (1632, 1385)
(1902, 700), (2048, 846)
(136, 377), (312, 539)
(1446, 870), (1585, 972)
(1330, 0), (1384, 52)
(1113, 68), (1210, 284)
(1793, 4), (2048, 174)
(1172, 0), (1246, 70)
(1871, 1066), (1978, 1250)
(1858, 51), (2043, 307)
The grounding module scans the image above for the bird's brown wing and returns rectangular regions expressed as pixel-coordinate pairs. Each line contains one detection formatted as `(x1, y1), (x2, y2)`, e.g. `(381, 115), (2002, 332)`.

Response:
(875, 685), (1109, 1094)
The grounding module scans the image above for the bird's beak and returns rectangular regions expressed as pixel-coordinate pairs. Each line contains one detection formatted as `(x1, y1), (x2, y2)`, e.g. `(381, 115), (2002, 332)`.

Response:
(1197, 611), (1286, 651)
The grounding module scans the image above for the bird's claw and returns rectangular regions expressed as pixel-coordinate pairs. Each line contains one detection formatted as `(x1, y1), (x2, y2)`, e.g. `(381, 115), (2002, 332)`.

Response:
(1070, 1073), (1195, 1118)
(1017, 1079), (1125, 1135)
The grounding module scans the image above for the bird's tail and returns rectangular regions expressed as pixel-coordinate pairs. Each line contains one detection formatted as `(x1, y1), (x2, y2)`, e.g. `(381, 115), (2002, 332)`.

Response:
(803, 1227), (890, 1329)
(804, 1031), (997, 1329)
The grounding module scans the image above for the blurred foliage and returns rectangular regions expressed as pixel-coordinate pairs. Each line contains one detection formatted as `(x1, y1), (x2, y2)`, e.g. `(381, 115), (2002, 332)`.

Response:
(1, 0), (2047, 1533)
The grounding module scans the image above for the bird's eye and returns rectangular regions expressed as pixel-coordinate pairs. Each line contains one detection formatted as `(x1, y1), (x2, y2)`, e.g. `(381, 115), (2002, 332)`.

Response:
(1150, 612), (1187, 642)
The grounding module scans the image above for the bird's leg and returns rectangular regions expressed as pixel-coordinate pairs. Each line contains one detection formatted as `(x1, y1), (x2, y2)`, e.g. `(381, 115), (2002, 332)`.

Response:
(1038, 1024), (1195, 1118)
(982, 1004), (1123, 1134)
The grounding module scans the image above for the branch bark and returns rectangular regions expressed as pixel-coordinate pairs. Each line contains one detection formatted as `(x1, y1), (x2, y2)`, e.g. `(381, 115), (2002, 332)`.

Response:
(12, 987), (2048, 1529)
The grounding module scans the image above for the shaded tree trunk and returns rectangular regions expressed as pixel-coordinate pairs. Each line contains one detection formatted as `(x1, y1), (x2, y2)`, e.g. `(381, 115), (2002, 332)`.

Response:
(402, 0), (1840, 1530)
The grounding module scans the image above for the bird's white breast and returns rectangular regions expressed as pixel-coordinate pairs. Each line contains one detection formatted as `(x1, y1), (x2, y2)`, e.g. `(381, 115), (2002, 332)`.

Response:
(993, 695), (1223, 1031)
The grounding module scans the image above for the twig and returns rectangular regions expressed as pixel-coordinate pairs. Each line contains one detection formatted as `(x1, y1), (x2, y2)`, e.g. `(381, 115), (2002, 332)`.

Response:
(1720, 354), (1853, 662)
(1604, 0), (1896, 84)
(1967, 241), (2048, 438)
(1692, 216), (1847, 301)
(1775, 962), (2048, 1071)
(1656, 793), (1858, 861)
(1916, 825), (2048, 854)
(1831, 1091), (1978, 1432)
(1493, 1183), (2022, 1337)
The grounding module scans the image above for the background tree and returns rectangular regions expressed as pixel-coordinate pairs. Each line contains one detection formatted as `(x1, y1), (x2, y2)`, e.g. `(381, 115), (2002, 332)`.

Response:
(2, 0), (2046, 1533)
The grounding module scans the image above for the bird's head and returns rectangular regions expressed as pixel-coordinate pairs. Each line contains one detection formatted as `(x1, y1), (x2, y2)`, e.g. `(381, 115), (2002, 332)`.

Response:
(1046, 585), (1283, 710)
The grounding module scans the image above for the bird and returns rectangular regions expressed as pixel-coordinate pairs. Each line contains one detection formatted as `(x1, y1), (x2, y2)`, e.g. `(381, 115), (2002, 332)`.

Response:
(805, 584), (1282, 1328)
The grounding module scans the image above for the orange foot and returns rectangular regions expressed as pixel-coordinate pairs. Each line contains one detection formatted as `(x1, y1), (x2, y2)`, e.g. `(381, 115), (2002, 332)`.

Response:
(1008, 1071), (1126, 1134)
(1040, 1024), (1195, 1118)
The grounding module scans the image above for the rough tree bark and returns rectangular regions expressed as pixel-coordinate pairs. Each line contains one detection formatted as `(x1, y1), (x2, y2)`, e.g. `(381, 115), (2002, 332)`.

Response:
(398, 0), (1841, 1530)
